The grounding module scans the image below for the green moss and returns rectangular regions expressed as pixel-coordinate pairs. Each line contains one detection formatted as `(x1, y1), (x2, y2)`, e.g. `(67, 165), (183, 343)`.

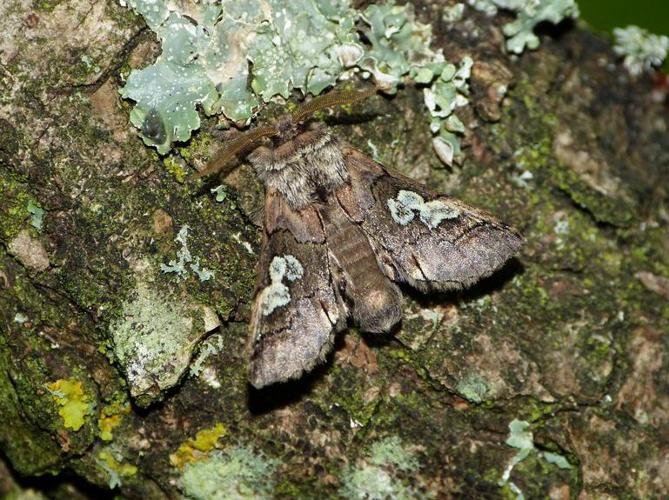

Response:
(548, 160), (635, 226)
(0, 118), (20, 165)
(0, 339), (63, 475)
(177, 132), (212, 163)
(163, 155), (188, 183)
(33, 0), (63, 12)
(0, 176), (39, 241)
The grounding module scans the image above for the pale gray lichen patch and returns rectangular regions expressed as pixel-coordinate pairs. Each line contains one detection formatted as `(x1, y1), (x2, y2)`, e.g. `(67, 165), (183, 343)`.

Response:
(467, 0), (579, 54)
(388, 190), (460, 229)
(160, 225), (214, 282)
(424, 57), (472, 165)
(259, 255), (304, 316)
(181, 446), (277, 500)
(109, 283), (218, 403)
(443, 3), (465, 23)
(14, 312), (28, 324)
(499, 419), (572, 499)
(613, 25), (669, 76)
(189, 333), (225, 378)
(339, 436), (422, 500)
(455, 370), (491, 403)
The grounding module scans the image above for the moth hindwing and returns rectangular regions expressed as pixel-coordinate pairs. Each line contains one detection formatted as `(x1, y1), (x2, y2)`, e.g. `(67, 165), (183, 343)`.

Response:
(202, 91), (522, 388)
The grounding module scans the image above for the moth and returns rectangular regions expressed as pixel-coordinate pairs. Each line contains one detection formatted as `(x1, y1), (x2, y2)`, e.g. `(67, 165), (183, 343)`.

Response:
(195, 89), (522, 388)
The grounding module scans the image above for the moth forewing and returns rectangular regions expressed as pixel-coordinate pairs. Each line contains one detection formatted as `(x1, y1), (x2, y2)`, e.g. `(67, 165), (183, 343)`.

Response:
(248, 191), (347, 389)
(338, 148), (523, 293)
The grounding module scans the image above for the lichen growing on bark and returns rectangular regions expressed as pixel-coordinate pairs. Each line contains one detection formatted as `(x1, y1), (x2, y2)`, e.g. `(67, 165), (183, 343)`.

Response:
(1, 0), (668, 498)
(180, 446), (277, 499)
(46, 378), (94, 431)
(109, 283), (220, 406)
(170, 423), (228, 469)
(613, 25), (669, 76)
(119, 0), (482, 162)
(339, 436), (422, 499)
(467, 0), (580, 53)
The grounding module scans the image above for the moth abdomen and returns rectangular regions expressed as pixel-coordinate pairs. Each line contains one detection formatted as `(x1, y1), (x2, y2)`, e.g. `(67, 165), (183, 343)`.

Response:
(351, 284), (402, 334)
(321, 199), (402, 333)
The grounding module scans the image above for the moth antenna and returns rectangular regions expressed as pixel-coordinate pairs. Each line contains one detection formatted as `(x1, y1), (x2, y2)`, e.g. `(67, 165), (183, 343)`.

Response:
(192, 125), (279, 181)
(291, 87), (378, 124)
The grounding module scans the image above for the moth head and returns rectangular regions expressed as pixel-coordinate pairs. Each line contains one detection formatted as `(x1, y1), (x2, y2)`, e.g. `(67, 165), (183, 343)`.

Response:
(193, 88), (377, 181)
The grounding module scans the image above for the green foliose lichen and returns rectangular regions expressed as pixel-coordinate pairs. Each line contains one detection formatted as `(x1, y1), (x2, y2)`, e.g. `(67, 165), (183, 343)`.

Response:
(424, 57), (473, 165)
(613, 25), (669, 76)
(467, 0), (579, 54)
(121, 0), (361, 153)
(359, 2), (445, 92)
(498, 419), (573, 498)
(160, 225), (215, 282)
(120, 0), (470, 162)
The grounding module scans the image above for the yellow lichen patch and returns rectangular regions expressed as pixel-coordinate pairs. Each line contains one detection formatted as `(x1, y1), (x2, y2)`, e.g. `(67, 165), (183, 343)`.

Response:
(169, 423), (228, 469)
(98, 403), (130, 441)
(46, 378), (93, 431)
(98, 449), (138, 488)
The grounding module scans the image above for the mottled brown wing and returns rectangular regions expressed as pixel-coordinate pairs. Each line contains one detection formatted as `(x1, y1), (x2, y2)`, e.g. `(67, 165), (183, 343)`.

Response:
(336, 148), (523, 292)
(248, 189), (347, 388)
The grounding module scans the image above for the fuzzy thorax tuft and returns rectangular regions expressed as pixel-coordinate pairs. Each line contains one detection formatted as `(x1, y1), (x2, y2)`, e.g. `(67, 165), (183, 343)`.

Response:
(249, 127), (349, 209)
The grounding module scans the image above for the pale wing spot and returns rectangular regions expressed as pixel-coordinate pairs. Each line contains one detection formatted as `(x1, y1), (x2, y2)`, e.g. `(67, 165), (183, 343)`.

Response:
(260, 254), (304, 316)
(388, 190), (460, 229)
(387, 198), (414, 225)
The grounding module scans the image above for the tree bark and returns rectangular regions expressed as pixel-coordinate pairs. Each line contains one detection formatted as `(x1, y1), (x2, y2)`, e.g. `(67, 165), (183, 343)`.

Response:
(1, 1), (668, 498)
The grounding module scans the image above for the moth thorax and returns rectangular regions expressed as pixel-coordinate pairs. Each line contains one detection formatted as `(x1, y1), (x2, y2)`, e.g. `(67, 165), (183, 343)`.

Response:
(249, 130), (349, 209)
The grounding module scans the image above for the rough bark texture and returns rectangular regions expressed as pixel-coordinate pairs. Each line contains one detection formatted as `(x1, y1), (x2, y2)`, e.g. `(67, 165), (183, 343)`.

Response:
(1, 1), (668, 498)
